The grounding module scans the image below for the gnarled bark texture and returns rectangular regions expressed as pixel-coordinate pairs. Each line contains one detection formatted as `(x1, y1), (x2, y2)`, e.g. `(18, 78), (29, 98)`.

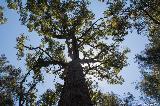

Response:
(58, 60), (93, 106)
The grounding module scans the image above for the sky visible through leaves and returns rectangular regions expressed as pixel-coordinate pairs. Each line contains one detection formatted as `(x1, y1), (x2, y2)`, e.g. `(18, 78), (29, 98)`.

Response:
(0, 0), (149, 104)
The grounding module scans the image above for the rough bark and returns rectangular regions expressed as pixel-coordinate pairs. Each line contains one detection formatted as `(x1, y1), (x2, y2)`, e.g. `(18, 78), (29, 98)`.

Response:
(58, 60), (93, 106)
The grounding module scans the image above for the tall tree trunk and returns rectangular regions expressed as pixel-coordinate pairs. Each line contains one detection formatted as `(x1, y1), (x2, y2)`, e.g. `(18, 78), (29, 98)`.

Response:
(58, 60), (93, 106)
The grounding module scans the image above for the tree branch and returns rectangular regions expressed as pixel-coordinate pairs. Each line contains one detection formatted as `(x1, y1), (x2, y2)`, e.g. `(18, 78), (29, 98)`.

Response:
(142, 9), (160, 25)
(25, 82), (38, 96)
(80, 17), (104, 39)
(20, 70), (31, 85)
(24, 46), (67, 67)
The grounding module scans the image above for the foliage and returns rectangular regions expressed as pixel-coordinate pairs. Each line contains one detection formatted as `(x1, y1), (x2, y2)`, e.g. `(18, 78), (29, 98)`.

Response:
(0, 6), (7, 24)
(91, 91), (122, 106)
(137, 71), (160, 102)
(38, 83), (62, 106)
(38, 89), (59, 106)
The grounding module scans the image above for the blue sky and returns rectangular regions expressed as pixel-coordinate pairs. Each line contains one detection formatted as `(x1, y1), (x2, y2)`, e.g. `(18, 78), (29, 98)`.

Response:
(0, 0), (149, 101)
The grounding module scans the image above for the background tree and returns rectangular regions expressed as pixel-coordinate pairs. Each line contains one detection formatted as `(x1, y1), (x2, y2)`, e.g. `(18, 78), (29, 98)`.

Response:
(99, 0), (160, 104)
(0, 55), (16, 105)
(136, 34), (160, 103)
(0, 54), (41, 106)
(129, 0), (160, 104)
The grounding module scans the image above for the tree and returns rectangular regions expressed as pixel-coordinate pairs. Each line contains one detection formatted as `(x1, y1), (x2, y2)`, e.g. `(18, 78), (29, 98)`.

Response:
(136, 34), (160, 103)
(99, 0), (160, 104)
(0, 54), (20, 106)
(5, 0), (130, 105)
(0, 54), (41, 106)
(101, 0), (160, 104)
(129, 0), (160, 104)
